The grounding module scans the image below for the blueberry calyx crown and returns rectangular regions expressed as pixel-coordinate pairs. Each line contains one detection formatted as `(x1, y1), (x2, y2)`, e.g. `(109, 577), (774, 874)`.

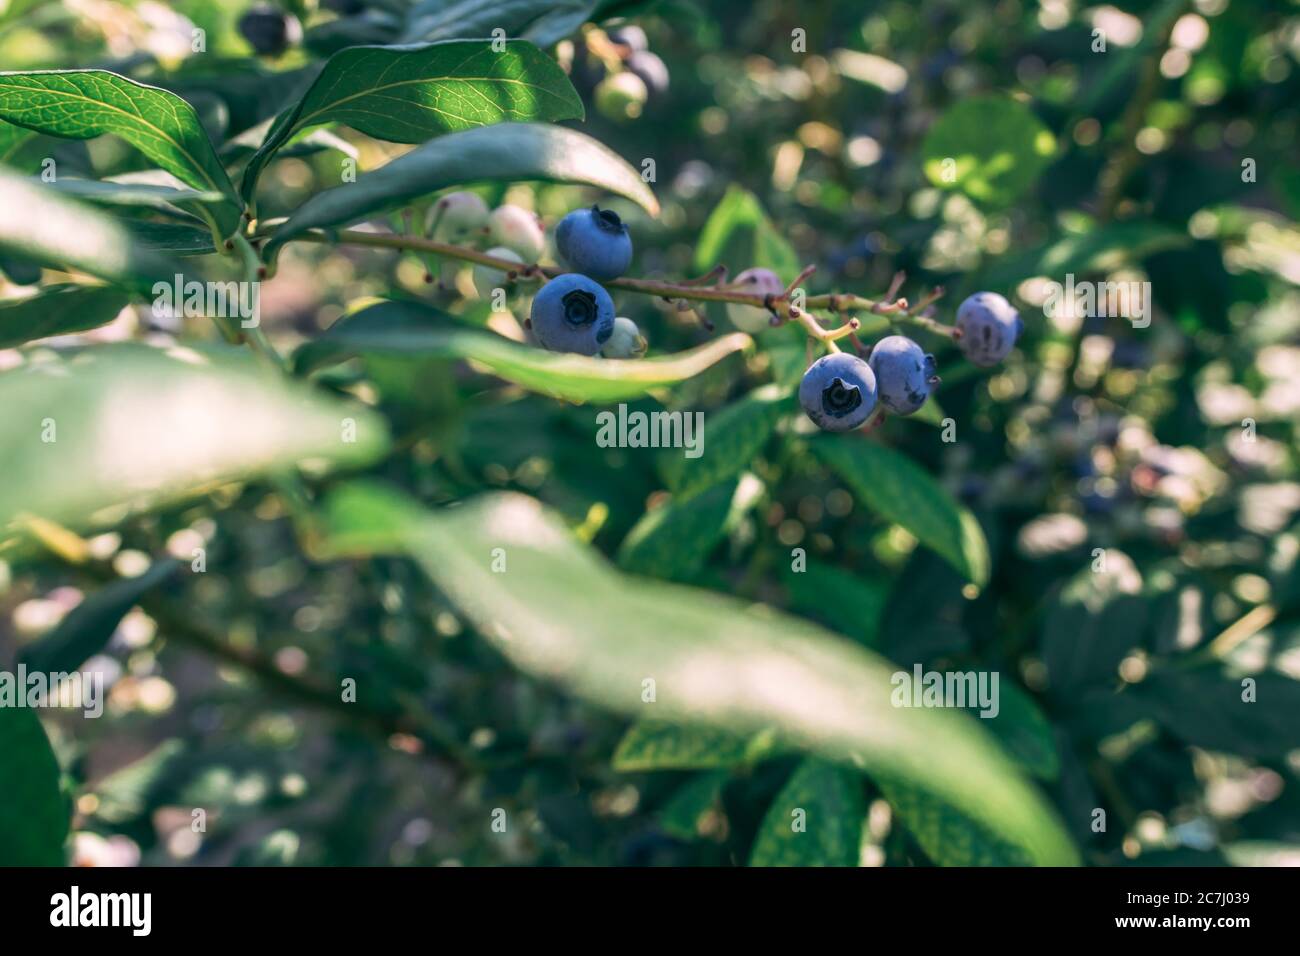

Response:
(562, 289), (600, 327)
(822, 377), (862, 417)
(592, 205), (626, 234)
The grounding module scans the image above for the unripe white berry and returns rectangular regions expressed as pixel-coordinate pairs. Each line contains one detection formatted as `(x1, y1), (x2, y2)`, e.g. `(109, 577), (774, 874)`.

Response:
(601, 316), (647, 359)
(487, 204), (545, 262)
(425, 191), (489, 242)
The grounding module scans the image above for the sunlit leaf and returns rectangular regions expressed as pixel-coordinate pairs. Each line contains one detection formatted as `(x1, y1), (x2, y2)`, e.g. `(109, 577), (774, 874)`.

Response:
(264, 123), (658, 266)
(921, 95), (1056, 207)
(749, 759), (864, 866)
(242, 40), (582, 201)
(313, 482), (1081, 866)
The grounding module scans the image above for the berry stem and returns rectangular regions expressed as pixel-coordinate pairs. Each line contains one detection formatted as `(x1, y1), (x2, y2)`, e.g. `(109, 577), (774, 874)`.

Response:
(256, 224), (958, 341)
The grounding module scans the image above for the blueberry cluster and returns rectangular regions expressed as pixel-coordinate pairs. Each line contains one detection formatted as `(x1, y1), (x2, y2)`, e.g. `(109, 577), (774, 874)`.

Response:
(575, 25), (670, 122)
(796, 291), (1021, 431)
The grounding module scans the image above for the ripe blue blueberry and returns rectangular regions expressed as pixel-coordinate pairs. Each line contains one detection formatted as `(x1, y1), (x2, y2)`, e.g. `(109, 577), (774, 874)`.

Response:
(555, 205), (633, 281)
(955, 291), (1022, 367)
(530, 273), (616, 355)
(868, 335), (938, 415)
(798, 352), (878, 431)
(238, 5), (301, 55)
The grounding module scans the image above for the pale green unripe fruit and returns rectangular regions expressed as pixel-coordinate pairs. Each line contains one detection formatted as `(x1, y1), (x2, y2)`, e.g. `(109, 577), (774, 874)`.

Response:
(600, 317), (647, 359)
(487, 204), (545, 261)
(595, 71), (648, 121)
(473, 246), (525, 301)
(725, 267), (784, 333)
(425, 191), (489, 242)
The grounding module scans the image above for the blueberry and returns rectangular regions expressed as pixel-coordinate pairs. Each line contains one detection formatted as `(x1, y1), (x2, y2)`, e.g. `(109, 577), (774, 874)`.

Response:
(487, 204), (545, 262)
(555, 205), (633, 281)
(725, 267), (784, 333)
(955, 291), (1022, 367)
(798, 352), (878, 431)
(530, 274), (615, 355)
(607, 25), (648, 51)
(425, 191), (488, 243)
(625, 51), (669, 97)
(473, 246), (524, 301)
(238, 6), (301, 56)
(601, 316), (646, 359)
(868, 335), (938, 415)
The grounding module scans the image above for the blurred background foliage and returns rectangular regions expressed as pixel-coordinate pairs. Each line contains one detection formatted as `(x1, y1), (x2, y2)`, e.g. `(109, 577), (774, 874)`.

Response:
(1, 0), (1299, 867)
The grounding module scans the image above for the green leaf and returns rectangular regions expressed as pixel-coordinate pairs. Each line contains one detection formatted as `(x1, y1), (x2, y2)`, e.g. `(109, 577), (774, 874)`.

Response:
(0, 168), (182, 292)
(1130, 666), (1300, 759)
(613, 720), (777, 771)
(264, 123), (659, 266)
(782, 559), (889, 648)
(313, 482), (1081, 866)
(124, 220), (217, 257)
(879, 778), (1033, 865)
(659, 384), (791, 500)
(296, 299), (747, 403)
(813, 437), (991, 587)
(1039, 551), (1147, 695)
(0, 71), (242, 237)
(0, 284), (129, 349)
(921, 94), (1056, 207)
(404, 0), (597, 47)
(658, 771), (728, 840)
(977, 681), (1060, 781)
(617, 476), (761, 580)
(749, 759), (864, 866)
(0, 706), (68, 865)
(20, 560), (180, 674)
(241, 39), (582, 202)
(0, 343), (389, 539)
(45, 176), (227, 219)
(972, 222), (1189, 293)
(693, 185), (799, 279)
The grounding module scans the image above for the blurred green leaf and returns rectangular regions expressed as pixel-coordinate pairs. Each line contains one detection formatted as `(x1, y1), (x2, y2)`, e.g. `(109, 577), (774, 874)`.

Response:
(313, 482), (1081, 866)
(977, 681), (1060, 782)
(1040, 552), (1147, 696)
(694, 185), (799, 279)
(783, 559), (888, 648)
(45, 177), (227, 219)
(0, 344), (390, 539)
(658, 770), (728, 841)
(0, 168), (182, 292)
(241, 39), (583, 201)
(813, 437), (991, 587)
(618, 476), (759, 580)
(921, 95), (1056, 207)
(404, 0), (598, 47)
(658, 384), (791, 500)
(0, 707), (67, 866)
(21, 560), (180, 674)
(1131, 666), (1300, 759)
(0, 284), (129, 349)
(613, 720), (777, 771)
(0, 71), (242, 237)
(296, 299), (748, 403)
(265, 123), (658, 265)
(749, 759), (863, 866)
(879, 778), (1032, 865)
